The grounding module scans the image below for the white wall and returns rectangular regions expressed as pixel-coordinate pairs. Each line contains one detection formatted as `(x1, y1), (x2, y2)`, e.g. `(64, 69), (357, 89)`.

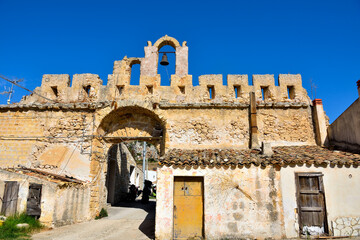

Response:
(147, 170), (156, 183)
(280, 165), (360, 237)
(156, 166), (285, 240)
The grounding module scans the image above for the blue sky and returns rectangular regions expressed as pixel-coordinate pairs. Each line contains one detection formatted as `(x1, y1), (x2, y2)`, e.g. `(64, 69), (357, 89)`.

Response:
(0, 0), (359, 123)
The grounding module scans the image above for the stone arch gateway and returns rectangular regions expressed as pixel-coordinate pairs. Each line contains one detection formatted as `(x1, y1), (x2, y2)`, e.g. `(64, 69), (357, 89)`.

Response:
(88, 105), (166, 213)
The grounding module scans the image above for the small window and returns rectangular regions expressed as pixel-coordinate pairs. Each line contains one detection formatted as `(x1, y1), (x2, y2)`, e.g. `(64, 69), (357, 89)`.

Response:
(51, 86), (58, 97)
(179, 86), (185, 94)
(83, 85), (91, 96)
(261, 86), (269, 100)
(208, 85), (215, 99)
(287, 86), (295, 99)
(234, 85), (241, 98)
(146, 85), (153, 94)
(117, 85), (124, 96)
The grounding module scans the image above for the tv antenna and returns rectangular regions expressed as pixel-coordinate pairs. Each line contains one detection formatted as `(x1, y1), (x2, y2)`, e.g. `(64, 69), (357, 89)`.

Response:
(310, 78), (317, 100)
(0, 78), (23, 104)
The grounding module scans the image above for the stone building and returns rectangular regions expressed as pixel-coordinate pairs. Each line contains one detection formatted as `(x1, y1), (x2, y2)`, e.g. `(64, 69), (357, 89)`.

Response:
(0, 36), (359, 239)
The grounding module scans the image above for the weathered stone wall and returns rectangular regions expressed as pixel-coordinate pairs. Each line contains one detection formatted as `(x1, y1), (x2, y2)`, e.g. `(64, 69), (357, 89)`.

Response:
(0, 99), (318, 220)
(257, 107), (316, 146)
(164, 108), (249, 149)
(0, 109), (94, 180)
(280, 165), (360, 237)
(23, 73), (311, 106)
(156, 166), (285, 240)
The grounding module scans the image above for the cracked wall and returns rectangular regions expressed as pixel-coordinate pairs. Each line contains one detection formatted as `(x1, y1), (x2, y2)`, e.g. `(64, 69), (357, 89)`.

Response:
(156, 166), (285, 240)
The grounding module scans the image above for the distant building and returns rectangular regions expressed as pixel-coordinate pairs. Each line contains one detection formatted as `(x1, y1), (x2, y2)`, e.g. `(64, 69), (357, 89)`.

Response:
(328, 80), (360, 152)
(147, 170), (157, 184)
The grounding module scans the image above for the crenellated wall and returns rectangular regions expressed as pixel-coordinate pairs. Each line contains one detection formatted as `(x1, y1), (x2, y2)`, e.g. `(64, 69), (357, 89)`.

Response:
(24, 72), (310, 106)
(22, 35), (310, 106)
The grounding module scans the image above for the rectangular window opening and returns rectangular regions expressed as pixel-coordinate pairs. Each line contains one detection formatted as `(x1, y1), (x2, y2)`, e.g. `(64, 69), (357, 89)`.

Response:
(261, 86), (269, 101)
(117, 85), (124, 96)
(83, 85), (91, 96)
(208, 85), (215, 99)
(179, 86), (185, 94)
(51, 86), (58, 97)
(287, 86), (295, 99)
(146, 85), (153, 94)
(234, 85), (241, 98)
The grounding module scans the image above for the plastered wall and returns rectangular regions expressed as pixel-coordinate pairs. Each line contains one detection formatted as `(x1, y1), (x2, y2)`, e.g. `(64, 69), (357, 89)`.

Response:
(280, 165), (360, 237)
(156, 166), (285, 240)
(0, 170), (91, 227)
(328, 99), (360, 151)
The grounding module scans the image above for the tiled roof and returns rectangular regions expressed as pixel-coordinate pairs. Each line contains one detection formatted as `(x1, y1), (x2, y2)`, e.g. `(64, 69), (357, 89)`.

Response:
(159, 145), (360, 168)
(4, 167), (84, 184)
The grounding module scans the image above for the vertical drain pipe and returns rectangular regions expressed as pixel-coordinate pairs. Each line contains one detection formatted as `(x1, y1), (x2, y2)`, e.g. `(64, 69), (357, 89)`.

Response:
(143, 141), (147, 181)
(250, 92), (260, 149)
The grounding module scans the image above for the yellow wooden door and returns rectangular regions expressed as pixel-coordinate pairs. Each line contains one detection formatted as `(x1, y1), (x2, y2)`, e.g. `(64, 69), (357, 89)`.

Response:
(174, 177), (203, 240)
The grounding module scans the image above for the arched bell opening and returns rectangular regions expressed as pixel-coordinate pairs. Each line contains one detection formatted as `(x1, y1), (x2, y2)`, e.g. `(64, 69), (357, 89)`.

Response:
(129, 59), (141, 86)
(158, 45), (176, 86)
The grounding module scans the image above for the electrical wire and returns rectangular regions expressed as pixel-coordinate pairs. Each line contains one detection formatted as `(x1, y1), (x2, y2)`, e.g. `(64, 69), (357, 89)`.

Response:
(0, 74), (57, 103)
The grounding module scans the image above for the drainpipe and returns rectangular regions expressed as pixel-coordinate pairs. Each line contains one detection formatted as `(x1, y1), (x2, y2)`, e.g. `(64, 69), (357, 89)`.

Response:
(250, 92), (260, 149)
(142, 141), (147, 181)
(312, 99), (328, 146)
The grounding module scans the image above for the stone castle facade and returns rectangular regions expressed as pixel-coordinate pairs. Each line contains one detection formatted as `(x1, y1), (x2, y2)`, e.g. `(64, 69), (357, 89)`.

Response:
(0, 36), (359, 239)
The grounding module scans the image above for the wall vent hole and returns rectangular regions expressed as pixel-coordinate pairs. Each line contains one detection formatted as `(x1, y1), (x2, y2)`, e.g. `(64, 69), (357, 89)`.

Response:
(147, 85), (153, 94)
(51, 86), (58, 97)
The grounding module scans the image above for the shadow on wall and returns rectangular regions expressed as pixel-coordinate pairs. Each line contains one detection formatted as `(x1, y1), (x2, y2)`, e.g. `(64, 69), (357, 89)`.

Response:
(105, 144), (130, 205)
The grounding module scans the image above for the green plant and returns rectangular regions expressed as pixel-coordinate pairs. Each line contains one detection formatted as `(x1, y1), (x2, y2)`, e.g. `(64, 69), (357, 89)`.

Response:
(95, 208), (108, 220)
(0, 213), (43, 240)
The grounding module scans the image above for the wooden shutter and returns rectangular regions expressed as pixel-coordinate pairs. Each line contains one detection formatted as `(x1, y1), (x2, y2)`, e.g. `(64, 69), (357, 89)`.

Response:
(296, 173), (328, 236)
(26, 183), (42, 217)
(1, 181), (19, 216)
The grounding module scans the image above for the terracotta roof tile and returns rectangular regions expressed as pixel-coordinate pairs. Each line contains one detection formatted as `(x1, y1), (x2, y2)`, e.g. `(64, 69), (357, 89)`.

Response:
(159, 146), (360, 168)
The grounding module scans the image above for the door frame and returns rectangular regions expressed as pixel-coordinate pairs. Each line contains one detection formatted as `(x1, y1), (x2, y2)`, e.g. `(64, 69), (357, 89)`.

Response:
(173, 176), (205, 240)
(295, 172), (329, 236)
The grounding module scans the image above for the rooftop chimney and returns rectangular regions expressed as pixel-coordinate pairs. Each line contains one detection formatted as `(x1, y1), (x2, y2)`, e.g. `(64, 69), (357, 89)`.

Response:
(312, 99), (328, 146)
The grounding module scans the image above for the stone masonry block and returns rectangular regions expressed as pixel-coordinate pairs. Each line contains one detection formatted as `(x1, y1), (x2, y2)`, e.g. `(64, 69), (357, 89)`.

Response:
(199, 74), (223, 87)
(72, 74), (102, 88)
(42, 74), (70, 88)
(278, 74), (302, 87)
(227, 75), (248, 87)
(252, 74), (276, 101)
